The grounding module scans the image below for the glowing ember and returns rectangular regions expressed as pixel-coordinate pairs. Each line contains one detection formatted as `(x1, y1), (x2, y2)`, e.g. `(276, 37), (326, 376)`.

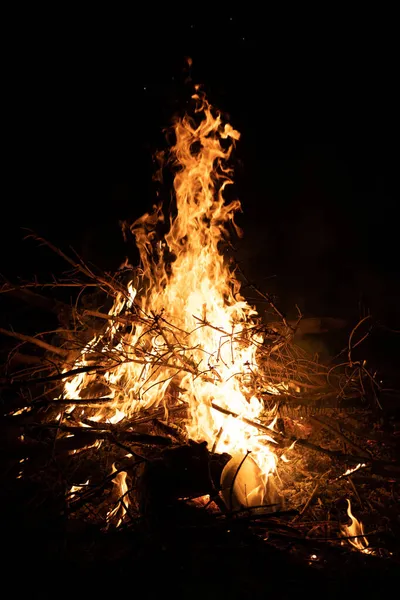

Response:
(341, 499), (374, 555)
(56, 91), (284, 508)
(331, 463), (367, 483)
(10, 406), (32, 416)
(341, 463), (366, 477)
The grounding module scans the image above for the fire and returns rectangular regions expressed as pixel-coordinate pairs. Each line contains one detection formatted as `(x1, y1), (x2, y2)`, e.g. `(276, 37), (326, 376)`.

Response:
(106, 464), (130, 528)
(341, 499), (373, 555)
(340, 463), (366, 478)
(58, 91), (282, 508)
(68, 480), (90, 500)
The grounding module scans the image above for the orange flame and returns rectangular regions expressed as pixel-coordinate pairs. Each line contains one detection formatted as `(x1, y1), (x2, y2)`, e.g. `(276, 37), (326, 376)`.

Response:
(341, 499), (373, 555)
(106, 464), (130, 528)
(68, 480), (90, 500)
(58, 92), (282, 507)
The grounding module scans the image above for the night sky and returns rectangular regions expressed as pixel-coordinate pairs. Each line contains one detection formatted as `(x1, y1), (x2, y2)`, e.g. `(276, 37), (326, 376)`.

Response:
(2, 11), (397, 328)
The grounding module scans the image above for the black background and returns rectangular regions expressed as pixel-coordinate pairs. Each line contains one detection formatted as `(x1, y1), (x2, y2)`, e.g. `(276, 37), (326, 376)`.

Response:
(2, 9), (397, 325)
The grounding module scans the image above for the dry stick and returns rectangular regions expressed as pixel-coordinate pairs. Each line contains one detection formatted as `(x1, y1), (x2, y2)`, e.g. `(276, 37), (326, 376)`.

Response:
(128, 404), (188, 426)
(210, 401), (370, 464)
(0, 327), (69, 357)
(67, 463), (139, 513)
(348, 477), (364, 509)
(1, 281), (71, 315)
(7, 351), (48, 365)
(361, 365), (383, 410)
(51, 426), (172, 448)
(82, 309), (138, 324)
(293, 468), (331, 523)
(109, 435), (148, 462)
(210, 401), (279, 438)
(291, 438), (363, 462)
(49, 397), (113, 405)
(24, 232), (127, 297)
(348, 315), (372, 366)
(0, 280), (99, 292)
(0, 365), (107, 388)
(2, 351), (191, 387)
(309, 416), (371, 459)
(237, 266), (293, 329)
(211, 426), (224, 453)
(293, 483), (319, 522)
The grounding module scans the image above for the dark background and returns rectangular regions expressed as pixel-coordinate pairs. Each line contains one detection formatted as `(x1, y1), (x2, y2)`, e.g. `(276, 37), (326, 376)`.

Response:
(2, 10), (397, 327)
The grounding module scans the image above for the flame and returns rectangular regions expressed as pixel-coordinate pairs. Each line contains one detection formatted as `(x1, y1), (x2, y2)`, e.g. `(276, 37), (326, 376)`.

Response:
(106, 464), (130, 528)
(341, 463), (366, 478)
(341, 499), (373, 555)
(68, 479), (90, 500)
(11, 406), (32, 416)
(331, 463), (367, 483)
(57, 92), (282, 507)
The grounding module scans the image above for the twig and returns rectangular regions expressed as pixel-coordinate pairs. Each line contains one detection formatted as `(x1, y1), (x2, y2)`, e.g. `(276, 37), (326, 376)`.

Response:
(310, 416), (371, 459)
(0, 365), (107, 388)
(292, 483), (320, 522)
(211, 401), (280, 440)
(23, 231), (128, 297)
(348, 477), (364, 509)
(348, 315), (372, 366)
(0, 327), (69, 357)
(82, 309), (138, 324)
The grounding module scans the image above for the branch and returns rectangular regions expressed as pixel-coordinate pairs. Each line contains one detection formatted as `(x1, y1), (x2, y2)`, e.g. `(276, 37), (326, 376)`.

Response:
(348, 315), (372, 366)
(309, 416), (371, 458)
(0, 327), (69, 357)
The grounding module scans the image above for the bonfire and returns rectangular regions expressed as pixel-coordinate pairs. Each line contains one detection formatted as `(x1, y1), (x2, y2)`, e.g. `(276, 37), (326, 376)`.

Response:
(1, 90), (398, 578)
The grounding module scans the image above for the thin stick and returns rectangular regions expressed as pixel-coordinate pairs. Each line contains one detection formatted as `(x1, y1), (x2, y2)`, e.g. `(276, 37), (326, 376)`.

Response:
(0, 364), (106, 387)
(0, 282), (99, 292)
(82, 310), (138, 324)
(211, 401), (280, 439)
(0, 327), (69, 357)
(293, 482), (319, 522)
(310, 416), (371, 459)
(348, 315), (372, 366)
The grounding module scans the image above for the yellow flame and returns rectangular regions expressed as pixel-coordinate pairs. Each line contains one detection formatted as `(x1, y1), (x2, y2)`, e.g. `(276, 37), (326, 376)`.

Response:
(341, 499), (373, 555)
(11, 406), (32, 416)
(106, 464), (130, 528)
(58, 93), (282, 507)
(341, 463), (366, 478)
(68, 480), (90, 499)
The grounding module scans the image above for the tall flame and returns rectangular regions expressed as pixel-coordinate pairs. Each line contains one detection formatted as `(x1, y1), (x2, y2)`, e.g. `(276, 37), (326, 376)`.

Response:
(60, 91), (281, 507)
(106, 464), (130, 528)
(341, 499), (373, 555)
